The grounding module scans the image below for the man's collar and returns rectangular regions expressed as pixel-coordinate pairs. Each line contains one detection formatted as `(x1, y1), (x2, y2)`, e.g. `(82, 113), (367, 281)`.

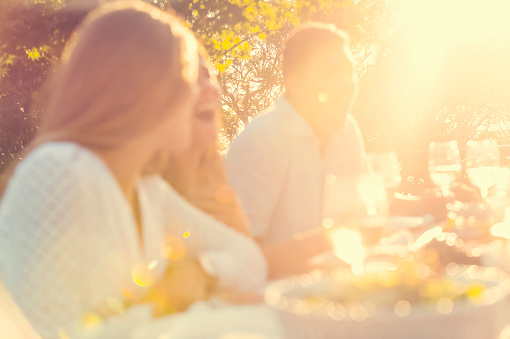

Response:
(278, 96), (318, 142)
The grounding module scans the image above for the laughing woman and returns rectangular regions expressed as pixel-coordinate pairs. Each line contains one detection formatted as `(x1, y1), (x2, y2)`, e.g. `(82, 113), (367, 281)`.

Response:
(163, 51), (251, 237)
(0, 2), (266, 339)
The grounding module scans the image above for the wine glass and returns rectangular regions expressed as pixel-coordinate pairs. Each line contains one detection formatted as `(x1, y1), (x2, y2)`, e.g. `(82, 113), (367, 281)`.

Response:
(367, 151), (401, 200)
(465, 139), (501, 201)
(428, 141), (462, 197)
(354, 160), (390, 246)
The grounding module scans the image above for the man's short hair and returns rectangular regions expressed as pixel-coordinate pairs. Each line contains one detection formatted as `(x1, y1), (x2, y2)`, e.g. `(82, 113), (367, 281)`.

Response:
(283, 22), (352, 82)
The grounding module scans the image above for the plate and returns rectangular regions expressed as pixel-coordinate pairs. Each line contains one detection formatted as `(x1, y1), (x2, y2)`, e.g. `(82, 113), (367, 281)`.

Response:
(265, 265), (510, 339)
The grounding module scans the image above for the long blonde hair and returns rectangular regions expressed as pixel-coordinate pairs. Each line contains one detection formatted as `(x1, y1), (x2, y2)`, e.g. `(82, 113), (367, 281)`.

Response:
(42, 1), (198, 148)
(1, 1), (198, 195)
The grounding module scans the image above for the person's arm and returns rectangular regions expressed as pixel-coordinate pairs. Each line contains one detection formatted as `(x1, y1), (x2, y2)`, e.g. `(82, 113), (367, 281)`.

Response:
(159, 178), (268, 292)
(261, 228), (331, 279)
(187, 175), (331, 279)
(226, 122), (336, 278)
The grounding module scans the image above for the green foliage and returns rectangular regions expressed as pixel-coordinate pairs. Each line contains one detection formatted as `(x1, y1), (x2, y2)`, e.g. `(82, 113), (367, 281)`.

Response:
(168, 0), (370, 139)
(0, 0), (381, 170)
(0, 0), (90, 171)
(2, 0), (510, 193)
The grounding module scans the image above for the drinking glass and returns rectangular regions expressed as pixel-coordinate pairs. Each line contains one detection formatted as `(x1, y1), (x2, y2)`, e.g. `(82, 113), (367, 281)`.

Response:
(428, 141), (462, 197)
(354, 160), (390, 245)
(367, 151), (401, 199)
(465, 139), (500, 201)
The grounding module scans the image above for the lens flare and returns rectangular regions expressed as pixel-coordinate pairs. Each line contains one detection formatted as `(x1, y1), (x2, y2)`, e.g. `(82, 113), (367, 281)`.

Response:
(106, 297), (125, 315)
(318, 92), (329, 103)
(327, 304), (346, 321)
(59, 329), (71, 339)
(349, 304), (368, 321)
(148, 260), (158, 270)
(131, 261), (159, 287)
(161, 235), (187, 261)
(394, 300), (411, 317)
(436, 298), (453, 314)
(81, 313), (102, 328)
(322, 218), (334, 229)
(466, 283), (485, 302)
(121, 287), (133, 299)
(215, 185), (235, 204)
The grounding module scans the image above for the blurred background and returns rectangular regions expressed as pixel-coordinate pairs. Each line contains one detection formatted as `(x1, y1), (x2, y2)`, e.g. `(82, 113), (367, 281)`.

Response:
(2, 0), (510, 194)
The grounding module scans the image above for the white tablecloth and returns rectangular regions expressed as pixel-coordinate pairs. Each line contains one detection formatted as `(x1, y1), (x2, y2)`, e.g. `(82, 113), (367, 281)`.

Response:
(131, 301), (286, 339)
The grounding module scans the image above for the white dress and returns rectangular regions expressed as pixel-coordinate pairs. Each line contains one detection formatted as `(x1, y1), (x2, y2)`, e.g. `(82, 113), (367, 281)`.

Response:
(0, 142), (267, 339)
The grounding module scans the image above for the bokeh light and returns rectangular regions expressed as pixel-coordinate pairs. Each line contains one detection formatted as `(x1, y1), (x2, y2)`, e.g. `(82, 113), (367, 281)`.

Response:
(161, 234), (187, 261)
(349, 303), (368, 321)
(394, 300), (411, 317)
(322, 217), (334, 229)
(105, 297), (125, 315)
(318, 92), (329, 103)
(81, 313), (102, 328)
(436, 298), (453, 315)
(120, 287), (133, 299)
(326, 304), (346, 321)
(131, 260), (159, 288)
(58, 329), (70, 339)
(215, 185), (235, 204)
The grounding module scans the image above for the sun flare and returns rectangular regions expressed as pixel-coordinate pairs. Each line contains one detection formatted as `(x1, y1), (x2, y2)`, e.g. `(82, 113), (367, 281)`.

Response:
(401, 0), (510, 82)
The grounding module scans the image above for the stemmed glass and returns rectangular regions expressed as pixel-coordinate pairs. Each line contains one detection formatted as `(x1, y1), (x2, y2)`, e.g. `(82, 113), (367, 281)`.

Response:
(465, 139), (500, 201)
(367, 151), (402, 200)
(428, 141), (462, 197)
(354, 159), (390, 246)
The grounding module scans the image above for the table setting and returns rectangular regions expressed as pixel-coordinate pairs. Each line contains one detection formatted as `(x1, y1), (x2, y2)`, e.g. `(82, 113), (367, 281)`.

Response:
(265, 139), (510, 339)
(129, 139), (510, 339)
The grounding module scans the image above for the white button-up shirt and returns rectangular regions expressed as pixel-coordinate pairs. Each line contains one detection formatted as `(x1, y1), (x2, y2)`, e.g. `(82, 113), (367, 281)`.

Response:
(226, 97), (365, 245)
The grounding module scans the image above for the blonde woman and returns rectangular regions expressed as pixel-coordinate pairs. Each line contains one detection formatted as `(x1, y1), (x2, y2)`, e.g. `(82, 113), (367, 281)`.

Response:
(0, 2), (266, 339)
(163, 53), (250, 237)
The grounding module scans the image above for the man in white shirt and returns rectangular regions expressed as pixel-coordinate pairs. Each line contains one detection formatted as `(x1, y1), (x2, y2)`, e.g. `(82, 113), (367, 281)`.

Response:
(226, 23), (365, 277)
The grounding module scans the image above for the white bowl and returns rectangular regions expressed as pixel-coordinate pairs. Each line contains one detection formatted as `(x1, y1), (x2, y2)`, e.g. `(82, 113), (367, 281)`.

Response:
(265, 266), (510, 339)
